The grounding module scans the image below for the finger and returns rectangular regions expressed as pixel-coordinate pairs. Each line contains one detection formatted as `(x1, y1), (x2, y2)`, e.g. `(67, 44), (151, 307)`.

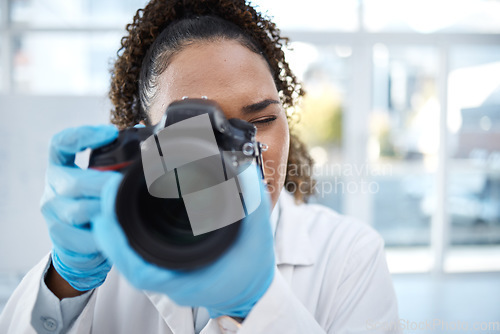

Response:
(52, 247), (110, 275)
(49, 125), (118, 166)
(50, 228), (100, 258)
(41, 196), (101, 226)
(46, 216), (99, 256)
(44, 199), (112, 258)
(42, 197), (100, 256)
(47, 164), (121, 198)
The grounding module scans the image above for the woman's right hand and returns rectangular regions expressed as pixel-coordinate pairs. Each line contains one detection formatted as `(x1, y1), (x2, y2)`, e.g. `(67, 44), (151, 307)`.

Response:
(40, 125), (120, 294)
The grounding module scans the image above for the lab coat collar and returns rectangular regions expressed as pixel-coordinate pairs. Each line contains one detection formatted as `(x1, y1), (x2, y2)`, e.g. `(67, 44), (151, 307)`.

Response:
(274, 190), (315, 266)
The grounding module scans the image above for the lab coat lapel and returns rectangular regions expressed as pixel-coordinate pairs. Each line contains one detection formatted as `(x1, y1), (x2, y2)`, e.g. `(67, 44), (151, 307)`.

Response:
(274, 191), (315, 267)
(145, 291), (195, 334)
(141, 191), (312, 334)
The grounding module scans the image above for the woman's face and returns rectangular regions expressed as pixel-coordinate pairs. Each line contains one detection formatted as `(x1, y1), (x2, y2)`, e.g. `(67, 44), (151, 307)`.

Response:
(147, 40), (289, 209)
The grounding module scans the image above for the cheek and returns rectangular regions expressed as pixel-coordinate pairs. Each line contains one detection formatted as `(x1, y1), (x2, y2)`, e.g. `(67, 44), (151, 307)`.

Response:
(263, 139), (289, 182)
(259, 119), (290, 206)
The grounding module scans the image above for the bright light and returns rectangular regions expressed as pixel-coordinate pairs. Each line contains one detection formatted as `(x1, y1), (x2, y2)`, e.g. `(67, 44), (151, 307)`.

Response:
(335, 46), (352, 58)
(285, 42), (319, 82)
(364, 0), (500, 33)
(368, 136), (381, 161)
(416, 97), (440, 155)
(309, 146), (329, 166)
(480, 116), (492, 132)
(249, 0), (359, 31)
(448, 61), (500, 133)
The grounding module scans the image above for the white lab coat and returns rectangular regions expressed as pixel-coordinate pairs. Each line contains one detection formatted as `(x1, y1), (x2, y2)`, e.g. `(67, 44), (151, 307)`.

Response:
(0, 191), (400, 333)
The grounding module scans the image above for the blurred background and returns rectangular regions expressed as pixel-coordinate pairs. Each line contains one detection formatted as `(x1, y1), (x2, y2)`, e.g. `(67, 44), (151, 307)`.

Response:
(1, 0), (499, 331)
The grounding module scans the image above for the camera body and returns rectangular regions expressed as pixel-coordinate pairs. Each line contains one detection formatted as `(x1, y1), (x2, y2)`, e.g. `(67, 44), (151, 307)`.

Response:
(88, 98), (266, 270)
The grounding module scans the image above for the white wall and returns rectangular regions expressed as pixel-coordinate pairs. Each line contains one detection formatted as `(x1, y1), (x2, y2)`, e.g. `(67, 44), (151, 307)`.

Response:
(0, 95), (111, 274)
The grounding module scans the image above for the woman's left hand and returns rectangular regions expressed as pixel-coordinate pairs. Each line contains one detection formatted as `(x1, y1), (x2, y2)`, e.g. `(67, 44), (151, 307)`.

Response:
(93, 166), (275, 319)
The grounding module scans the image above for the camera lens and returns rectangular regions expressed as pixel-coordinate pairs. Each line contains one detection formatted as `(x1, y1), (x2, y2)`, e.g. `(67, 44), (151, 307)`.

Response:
(115, 160), (242, 270)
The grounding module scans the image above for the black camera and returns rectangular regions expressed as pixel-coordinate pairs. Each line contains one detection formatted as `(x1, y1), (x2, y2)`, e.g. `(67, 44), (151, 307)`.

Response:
(89, 98), (267, 270)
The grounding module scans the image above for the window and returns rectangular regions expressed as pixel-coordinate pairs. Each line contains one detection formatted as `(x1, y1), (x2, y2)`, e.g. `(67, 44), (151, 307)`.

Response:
(370, 45), (440, 247)
(285, 42), (352, 213)
(2, 0), (147, 94)
(12, 32), (122, 94)
(444, 46), (500, 271)
(278, 4), (500, 273)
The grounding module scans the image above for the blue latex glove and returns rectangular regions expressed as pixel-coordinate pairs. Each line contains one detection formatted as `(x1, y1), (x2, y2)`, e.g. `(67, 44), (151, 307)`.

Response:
(93, 167), (275, 318)
(40, 125), (120, 291)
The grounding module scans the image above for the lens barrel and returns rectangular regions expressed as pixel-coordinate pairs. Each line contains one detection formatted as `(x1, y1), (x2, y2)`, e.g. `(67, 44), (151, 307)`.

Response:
(115, 160), (242, 270)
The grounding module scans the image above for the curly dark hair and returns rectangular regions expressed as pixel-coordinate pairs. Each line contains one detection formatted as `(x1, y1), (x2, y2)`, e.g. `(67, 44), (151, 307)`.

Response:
(109, 0), (315, 202)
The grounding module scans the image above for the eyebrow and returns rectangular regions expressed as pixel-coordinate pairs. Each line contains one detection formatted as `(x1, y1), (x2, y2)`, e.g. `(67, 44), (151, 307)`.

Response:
(241, 99), (280, 114)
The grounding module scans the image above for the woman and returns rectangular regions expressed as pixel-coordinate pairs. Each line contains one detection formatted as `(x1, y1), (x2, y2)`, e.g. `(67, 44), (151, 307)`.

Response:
(0, 0), (400, 333)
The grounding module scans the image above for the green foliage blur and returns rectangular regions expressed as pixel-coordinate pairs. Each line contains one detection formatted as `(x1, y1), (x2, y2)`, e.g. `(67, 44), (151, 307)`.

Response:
(294, 86), (343, 147)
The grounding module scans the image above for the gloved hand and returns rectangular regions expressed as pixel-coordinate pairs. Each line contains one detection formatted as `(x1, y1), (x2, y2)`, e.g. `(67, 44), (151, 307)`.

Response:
(40, 125), (120, 291)
(93, 166), (275, 318)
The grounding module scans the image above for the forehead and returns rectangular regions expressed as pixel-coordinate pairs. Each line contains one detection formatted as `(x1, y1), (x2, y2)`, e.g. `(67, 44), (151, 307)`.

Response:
(151, 40), (278, 119)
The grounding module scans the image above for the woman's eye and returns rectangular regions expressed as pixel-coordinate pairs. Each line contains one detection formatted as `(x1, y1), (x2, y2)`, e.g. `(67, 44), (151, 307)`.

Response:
(251, 116), (277, 127)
